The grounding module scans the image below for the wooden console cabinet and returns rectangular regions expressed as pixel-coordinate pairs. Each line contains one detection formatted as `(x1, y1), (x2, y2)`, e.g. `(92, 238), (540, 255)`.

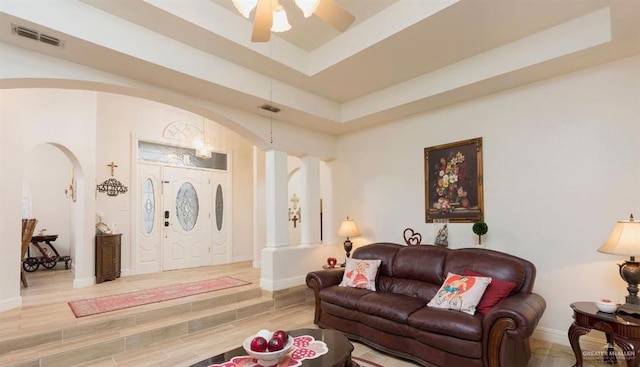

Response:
(95, 233), (121, 284)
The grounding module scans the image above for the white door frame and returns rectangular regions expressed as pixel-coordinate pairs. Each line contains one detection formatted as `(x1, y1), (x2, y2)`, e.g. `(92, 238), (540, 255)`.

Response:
(130, 134), (232, 275)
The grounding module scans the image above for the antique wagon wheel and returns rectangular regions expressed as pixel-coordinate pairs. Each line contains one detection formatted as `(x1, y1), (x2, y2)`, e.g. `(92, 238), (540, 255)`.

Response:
(22, 258), (39, 272)
(42, 258), (57, 269)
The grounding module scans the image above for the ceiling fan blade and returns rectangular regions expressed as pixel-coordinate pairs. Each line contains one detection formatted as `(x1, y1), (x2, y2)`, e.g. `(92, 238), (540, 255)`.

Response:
(251, 0), (273, 42)
(314, 0), (355, 32)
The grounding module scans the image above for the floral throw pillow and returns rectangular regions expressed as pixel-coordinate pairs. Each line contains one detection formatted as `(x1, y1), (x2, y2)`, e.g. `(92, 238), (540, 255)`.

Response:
(338, 258), (382, 291)
(427, 272), (492, 315)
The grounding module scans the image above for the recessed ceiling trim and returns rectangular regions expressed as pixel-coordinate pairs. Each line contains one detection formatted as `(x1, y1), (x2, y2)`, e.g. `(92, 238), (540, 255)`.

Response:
(341, 7), (613, 123)
(310, 0), (459, 75)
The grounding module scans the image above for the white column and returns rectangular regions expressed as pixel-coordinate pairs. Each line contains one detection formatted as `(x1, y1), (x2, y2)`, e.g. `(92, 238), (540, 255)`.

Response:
(265, 149), (289, 248)
(299, 155), (321, 246)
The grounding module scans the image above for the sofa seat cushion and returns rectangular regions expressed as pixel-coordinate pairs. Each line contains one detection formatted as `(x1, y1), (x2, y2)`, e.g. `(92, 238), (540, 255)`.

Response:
(412, 328), (483, 359)
(359, 313), (413, 337)
(319, 285), (370, 310)
(357, 292), (427, 323)
(320, 301), (361, 321)
(407, 306), (483, 341)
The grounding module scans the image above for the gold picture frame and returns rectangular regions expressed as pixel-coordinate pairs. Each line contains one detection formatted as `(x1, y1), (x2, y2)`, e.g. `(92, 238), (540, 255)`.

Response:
(424, 137), (483, 223)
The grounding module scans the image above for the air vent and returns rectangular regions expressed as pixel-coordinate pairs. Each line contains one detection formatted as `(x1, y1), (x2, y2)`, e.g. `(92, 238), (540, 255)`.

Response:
(259, 104), (281, 113)
(13, 25), (38, 40)
(39, 33), (62, 47)
(11, 24), (65, 48)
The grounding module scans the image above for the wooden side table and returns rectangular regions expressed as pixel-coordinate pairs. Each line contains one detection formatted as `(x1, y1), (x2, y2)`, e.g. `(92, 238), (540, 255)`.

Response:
(95, 234), (121, 283)
(569, 301), (640, 367)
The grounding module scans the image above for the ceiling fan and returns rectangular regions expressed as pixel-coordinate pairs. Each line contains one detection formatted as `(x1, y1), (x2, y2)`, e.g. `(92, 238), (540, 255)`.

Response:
(232, 0), (356, 42)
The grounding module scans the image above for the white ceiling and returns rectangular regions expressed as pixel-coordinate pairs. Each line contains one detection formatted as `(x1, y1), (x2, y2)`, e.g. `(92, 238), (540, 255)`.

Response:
(1, 0), (639, 135)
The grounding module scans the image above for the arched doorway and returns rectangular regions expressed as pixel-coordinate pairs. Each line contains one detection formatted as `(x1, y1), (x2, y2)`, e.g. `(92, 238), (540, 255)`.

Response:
(21, 143), (85, 290)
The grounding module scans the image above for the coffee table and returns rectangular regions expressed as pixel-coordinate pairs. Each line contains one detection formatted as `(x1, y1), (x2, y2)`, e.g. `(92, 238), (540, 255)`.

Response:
(189, 328), (358, 367)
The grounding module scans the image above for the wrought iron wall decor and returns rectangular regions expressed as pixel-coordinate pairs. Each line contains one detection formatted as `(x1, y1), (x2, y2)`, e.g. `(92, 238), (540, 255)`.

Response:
(96, 162), (128, 197)
(64, 168), (77, 202)
(288, 193), (301, 228)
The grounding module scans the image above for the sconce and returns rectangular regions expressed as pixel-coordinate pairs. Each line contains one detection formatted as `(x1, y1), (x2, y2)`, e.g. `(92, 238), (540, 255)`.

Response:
(96, 162), (128, 197)
(64, 168), (77, 202)
(288, 193), (301, 228)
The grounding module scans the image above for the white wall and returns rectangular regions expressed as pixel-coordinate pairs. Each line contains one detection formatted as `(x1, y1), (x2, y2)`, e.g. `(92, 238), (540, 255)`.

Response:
(332, 54), (640, 343)
(0, 89), (98, 303)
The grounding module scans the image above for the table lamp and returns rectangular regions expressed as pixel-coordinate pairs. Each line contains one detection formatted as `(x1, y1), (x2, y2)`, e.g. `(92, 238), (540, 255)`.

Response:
(338, 216), (360, 267)
(598, 214), (640, 315)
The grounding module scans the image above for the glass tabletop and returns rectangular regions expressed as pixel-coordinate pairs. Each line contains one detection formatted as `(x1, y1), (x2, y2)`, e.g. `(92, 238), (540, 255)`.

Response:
(189, 328), (354, 367)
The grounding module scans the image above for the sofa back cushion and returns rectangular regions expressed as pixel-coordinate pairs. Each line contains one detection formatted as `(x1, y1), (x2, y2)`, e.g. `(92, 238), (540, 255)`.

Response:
(354, 244), (448, 300)
(352, 243), (537, 299)
(444, 248), (535, 294)
(353, 242), (400, 277)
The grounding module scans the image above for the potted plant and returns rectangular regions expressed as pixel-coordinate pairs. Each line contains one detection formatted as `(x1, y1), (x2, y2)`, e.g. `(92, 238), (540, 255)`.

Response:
(472, 221), (488, 246)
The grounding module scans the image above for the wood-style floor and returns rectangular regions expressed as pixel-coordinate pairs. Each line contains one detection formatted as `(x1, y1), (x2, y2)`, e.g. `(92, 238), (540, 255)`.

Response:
(2, 263), (621, 367)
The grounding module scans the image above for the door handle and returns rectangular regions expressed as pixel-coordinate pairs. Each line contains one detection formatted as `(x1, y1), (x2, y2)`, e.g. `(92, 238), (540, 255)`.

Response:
(164, 211), (170, 219)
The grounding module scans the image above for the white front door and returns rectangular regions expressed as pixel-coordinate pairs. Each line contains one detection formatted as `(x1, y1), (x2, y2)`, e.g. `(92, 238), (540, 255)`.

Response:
(163, 166), (211, 271)
(211, 170), (230, 265)
(137, 164), (162, 274)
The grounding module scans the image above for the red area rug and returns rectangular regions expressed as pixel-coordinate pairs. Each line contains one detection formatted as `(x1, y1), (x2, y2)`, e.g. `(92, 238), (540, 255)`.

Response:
(68, 276), (250, 318)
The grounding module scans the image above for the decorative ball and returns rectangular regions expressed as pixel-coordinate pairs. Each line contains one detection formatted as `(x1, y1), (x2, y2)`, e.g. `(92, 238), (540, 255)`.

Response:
(472, 221), (488, 236)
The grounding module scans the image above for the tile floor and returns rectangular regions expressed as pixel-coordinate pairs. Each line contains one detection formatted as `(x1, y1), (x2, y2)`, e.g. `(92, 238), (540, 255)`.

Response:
(6, 263), (624, 367)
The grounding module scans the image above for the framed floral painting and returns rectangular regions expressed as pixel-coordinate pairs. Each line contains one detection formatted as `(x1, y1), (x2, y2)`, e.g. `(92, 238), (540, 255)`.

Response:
(424, 137), (484, 223)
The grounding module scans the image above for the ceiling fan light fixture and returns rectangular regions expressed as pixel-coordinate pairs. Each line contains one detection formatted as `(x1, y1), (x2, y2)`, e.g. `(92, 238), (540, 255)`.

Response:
(294, 0), (320, 18)
(232, 0), (258, 18)
(271, 5), (291, 33)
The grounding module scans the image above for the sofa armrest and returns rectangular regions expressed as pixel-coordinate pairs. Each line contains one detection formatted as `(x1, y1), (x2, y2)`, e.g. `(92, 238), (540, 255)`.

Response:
(483, 293), (546, 339)
(306, 269), (344, 291)
(306, 269), (344, 324)
(483, 293), (546, 367)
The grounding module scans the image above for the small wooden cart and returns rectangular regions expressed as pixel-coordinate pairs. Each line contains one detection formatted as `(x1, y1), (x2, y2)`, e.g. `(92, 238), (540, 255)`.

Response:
(22, 234), (72, 272)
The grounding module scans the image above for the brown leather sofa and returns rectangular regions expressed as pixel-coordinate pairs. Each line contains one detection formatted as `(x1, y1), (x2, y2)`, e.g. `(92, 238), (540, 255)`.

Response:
(306, 243), (546, 367)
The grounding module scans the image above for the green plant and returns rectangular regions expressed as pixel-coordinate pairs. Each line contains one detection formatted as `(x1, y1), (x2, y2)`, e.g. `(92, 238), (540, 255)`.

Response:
(472, 221), (488, 245)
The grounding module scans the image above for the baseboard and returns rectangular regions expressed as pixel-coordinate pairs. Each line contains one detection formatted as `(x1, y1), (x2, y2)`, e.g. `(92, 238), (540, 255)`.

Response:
(252, 260), (261, 268)
(260, 275), (306, 291)
(533, 326), (605, 350)
(73, 276), (96, 288)
(0, 296), (22, 313)
(231, 255), (253, 263)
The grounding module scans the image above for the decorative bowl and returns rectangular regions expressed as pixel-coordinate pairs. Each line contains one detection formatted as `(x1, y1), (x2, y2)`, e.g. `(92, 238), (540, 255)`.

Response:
(243, 330), (293, 367)
(596, 300), (619, 313)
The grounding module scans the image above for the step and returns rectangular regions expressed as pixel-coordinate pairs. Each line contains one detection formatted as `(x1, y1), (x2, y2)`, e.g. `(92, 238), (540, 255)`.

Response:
(1, 293), (274, 367)
(107, 302), (317, 367)
(0, 285), (311, 367)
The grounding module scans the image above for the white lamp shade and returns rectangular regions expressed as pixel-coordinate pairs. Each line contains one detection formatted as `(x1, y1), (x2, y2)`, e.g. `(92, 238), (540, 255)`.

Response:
(338, 218), (360, 238)
(598, 218), (640, 257)
(295, 0), (320, 17)
(232, 0), (258, 18)
(271, 5), (292, 33)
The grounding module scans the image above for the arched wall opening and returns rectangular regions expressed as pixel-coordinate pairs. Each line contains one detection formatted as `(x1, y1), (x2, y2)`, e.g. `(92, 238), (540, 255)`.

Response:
(22, 143), (85, 286)
(1, 76), (337, 311)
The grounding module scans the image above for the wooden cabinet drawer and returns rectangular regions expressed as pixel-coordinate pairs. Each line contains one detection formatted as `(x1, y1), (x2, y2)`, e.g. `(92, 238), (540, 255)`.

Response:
(97, 234), (121, 245)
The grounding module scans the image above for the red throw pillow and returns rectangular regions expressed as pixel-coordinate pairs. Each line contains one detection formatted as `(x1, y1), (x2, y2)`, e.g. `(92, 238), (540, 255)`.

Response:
(463, 269), (516, 315)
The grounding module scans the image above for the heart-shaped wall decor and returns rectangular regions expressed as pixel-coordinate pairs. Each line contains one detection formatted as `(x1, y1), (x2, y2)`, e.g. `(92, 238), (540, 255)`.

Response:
(403, 228), (422, 246)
